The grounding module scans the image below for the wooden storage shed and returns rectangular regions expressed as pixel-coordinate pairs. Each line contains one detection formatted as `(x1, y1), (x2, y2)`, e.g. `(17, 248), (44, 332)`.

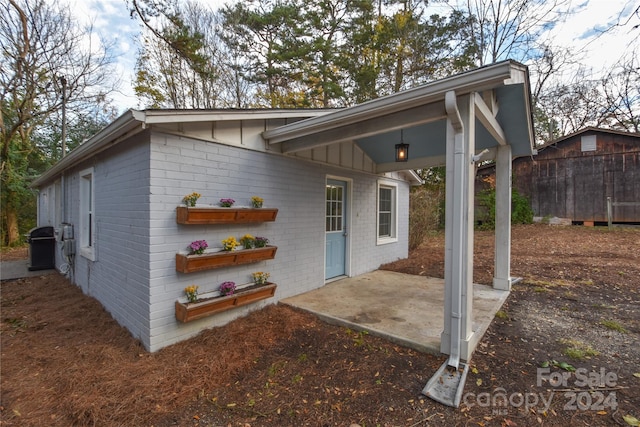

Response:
(478, 127), (640, 224)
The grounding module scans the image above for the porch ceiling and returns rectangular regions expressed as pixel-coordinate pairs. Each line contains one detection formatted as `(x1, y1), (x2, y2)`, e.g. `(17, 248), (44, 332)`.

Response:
(263, 60), (535, 173)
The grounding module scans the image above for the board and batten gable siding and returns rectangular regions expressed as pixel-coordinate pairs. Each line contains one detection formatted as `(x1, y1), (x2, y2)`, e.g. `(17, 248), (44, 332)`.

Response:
(505, 130), (640, 222)
(64, 134), (153, 346)
(146, 130), (409, 351)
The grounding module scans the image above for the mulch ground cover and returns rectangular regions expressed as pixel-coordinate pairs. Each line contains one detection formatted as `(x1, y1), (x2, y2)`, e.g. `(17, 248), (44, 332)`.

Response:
(1, 224), (639, 426)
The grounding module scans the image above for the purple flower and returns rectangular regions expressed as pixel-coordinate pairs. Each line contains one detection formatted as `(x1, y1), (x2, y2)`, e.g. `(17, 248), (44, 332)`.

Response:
(219, 281), (236, 296)
(219, 198), (235, 207)
(254, 236), (269, 248)
(189, 240), (208, 255)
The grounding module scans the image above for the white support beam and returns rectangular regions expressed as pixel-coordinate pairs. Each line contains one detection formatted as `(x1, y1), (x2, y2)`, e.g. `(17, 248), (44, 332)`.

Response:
(473, 92), (506, 146)
(493, 144), (513, 290)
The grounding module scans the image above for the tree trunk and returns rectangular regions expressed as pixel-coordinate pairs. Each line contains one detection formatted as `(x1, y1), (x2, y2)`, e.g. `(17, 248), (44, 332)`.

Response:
(4, 205), (21, 246)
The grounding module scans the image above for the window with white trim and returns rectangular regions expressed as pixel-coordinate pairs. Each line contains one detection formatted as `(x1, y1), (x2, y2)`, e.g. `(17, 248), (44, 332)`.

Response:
(377, 181), (398, 244)
(79, 167), (96, 260)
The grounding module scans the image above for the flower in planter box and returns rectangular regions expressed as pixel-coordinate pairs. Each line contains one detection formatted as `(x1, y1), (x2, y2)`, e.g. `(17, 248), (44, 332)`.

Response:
(240, 234), (255, 249)
(219, 281), (236, 296)
(252, 271), (270, 285)
(251, 196), (264, 208)
(184, 285), (199, 303)
(221, 236), (238, 251)
(219, 198), (235, 207)
(182, 192), (201, 207)
(189, 240), (208, 255)
(254, 236), (269, 248)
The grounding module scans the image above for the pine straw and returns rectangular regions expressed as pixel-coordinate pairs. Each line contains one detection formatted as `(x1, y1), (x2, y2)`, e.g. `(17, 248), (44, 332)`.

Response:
(0, 273), (317, 426)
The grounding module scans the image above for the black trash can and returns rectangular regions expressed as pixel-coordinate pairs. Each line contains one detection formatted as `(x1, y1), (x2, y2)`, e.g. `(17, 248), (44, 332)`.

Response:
(27, 226), (55, 271)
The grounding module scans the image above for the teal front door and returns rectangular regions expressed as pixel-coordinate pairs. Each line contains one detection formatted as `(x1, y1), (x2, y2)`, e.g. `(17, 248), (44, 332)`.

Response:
(325, 179), (347, 280)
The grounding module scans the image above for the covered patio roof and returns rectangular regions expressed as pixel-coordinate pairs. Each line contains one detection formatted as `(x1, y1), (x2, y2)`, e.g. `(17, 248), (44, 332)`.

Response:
(263, 59), (534, 172)
(265, 60), (535, 391)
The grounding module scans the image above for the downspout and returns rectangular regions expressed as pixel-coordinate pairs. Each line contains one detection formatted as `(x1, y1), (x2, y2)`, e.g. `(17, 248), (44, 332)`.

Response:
(444, 90), (464, 370)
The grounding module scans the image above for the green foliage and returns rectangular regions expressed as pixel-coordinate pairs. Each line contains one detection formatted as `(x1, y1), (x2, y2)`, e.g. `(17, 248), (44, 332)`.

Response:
(494, 310), (509, 319)
(135, 0), (479, 108)
(413, 166), (447, 231)
(559, 339), (599, 360)
(540, 359), (576, 372)
(2, 0), (116, 246)
(476, 187), (534, 230)
(511, 188), (534, 225)
(409, 186), (444, 250)
(130, 0), (209, 74)
(600, 319), (628, 333)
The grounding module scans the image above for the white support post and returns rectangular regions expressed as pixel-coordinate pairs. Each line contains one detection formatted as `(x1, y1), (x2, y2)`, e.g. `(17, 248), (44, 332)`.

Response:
(493, 144), (512, 290)
(440, 113), (455, 356)
(440, 92), (475, 362)
(460, 94), (475, 360)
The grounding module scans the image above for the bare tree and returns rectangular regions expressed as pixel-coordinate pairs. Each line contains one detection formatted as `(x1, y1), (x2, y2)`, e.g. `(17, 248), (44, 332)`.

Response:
(452, 0), (571, 66)
(1, 0), (116, 245)
(601, 52), (640, 133)
(133, 0), (227, 109)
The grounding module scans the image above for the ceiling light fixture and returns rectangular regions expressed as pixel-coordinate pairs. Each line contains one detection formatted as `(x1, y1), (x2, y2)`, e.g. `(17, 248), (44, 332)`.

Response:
(395, 129), (409, 162)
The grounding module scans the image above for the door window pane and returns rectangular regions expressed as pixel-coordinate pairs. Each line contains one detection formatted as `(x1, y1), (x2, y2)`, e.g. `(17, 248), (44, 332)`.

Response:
(326, 184), (343, 232)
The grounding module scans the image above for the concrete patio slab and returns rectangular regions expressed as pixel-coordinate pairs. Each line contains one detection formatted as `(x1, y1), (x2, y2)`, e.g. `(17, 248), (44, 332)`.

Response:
(281, 270), (509, 357)
(0, 260), (56, 281)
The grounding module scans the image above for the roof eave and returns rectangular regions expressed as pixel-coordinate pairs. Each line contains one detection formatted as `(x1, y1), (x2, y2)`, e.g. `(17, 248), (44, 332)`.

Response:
(263, 60), (522, 145)
(31, 109), (335, 188)
(141, 109), (333, 124)
(31, 109), (145, 188)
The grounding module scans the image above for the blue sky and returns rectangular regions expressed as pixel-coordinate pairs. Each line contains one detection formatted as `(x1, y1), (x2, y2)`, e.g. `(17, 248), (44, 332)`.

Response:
(62, 0), (639, 112)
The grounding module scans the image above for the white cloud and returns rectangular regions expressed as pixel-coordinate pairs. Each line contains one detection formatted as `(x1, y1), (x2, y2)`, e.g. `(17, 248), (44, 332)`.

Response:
(542, 0), (638, 73)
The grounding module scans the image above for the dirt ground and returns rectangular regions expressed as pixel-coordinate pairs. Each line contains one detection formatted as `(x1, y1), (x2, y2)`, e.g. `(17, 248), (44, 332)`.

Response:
(1, 224), (639, 426)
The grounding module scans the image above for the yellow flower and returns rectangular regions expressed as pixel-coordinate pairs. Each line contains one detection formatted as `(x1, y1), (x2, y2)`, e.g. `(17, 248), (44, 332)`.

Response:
(221, 236), (238, 251)
(182, 192), (201, 207)
(251, 196), (264, 208)
(252, 271), (270, 284)
(184, 285), (199, 303)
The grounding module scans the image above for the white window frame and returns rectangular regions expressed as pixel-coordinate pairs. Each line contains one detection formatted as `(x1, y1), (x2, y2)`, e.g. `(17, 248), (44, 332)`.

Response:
(377, 180), (398, 245)
(79, 167), (96, 261)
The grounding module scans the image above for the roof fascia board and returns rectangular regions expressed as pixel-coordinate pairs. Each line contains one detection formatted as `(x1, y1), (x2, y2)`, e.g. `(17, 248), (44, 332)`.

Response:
(31, 109), (334, 188)
(405, 169), (424, 185)
(142, 109), (333, 124)
(264, 61), (517, 144)
(543, 126), (640, 148)
(32, 110), (145, 187)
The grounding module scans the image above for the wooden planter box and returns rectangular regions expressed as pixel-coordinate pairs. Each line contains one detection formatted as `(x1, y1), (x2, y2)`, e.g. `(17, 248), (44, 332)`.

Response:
(175, 283), (277, 323)
(175, 246), (278, 273)
(176, 207), (278, 224)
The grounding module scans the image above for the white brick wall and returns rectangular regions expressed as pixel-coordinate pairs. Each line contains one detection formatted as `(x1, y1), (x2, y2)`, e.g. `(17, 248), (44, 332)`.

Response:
(63, 137), (153, 346)
(46, 122), (410, 352)
(147, 132), (409, 351)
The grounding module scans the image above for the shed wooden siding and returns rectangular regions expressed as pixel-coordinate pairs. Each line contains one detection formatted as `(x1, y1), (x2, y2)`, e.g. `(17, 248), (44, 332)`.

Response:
(510, 131), (640, 223)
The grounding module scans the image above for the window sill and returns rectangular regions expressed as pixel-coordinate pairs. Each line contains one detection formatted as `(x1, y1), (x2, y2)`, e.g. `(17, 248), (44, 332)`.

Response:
(376, 237), (398, 246)
(79, 247), (96, 261)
